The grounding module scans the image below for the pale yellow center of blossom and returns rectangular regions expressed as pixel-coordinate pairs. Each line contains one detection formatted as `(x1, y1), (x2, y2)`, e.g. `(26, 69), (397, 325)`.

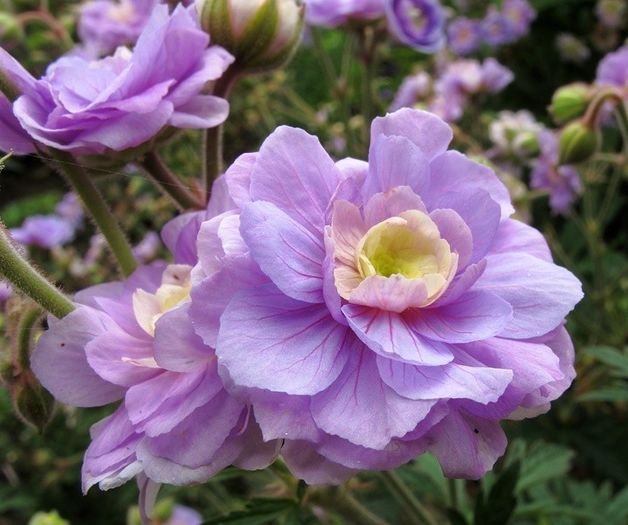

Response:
(355, 210), (454, 298)
(108, 1), (135, 23)
(132, 264), (192, 337)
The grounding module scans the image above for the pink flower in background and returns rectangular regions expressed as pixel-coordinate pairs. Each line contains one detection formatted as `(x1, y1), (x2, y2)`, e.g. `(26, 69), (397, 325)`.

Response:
(190, 109), (582, 482)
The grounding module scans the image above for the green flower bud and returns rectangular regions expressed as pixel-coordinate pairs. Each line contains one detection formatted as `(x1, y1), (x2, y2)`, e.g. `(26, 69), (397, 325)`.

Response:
(197, 0), (304, 73)
(153, 498), (175, 522)
(514, 131), (540, 157)
(550, 83), (590, 125)
(28, 511), (69, 525)
(11, 370), (55, 432)
(0, 13), (23, 41)
(558, 121), (598, 165)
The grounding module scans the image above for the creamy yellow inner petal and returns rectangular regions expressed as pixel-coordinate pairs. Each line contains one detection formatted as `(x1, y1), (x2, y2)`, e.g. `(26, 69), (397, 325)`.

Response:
(132, 264), (192, 336)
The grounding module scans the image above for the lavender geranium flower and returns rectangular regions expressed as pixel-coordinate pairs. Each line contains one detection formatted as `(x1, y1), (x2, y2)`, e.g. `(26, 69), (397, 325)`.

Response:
(531, 130), (582, 214)
(501, 0), (535, 38)
(302, 0), (385, 27)
(596, 45), (628, 88)
(386, 0), (446, 52)
(55, 193), (84, 228)
(481, 7), (514, 46)
(31, 179), (279, 494)
(78, 0), (158, 57)
(11, 215), (76, 249)
(1, 5), (233, 156)
(190, 109), (583, 482)
(389, 71), (431, 111)
(447, 17), (481, 55)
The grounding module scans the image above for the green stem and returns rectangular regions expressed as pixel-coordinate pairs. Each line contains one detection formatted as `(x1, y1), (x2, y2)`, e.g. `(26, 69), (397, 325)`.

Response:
(0, 227), (74, 318)
(310, 27), (337, 89)
(380, 471), (439, 525)
(50, 151), (137, 277)
(139, 152), (204, 210)
(16, 306), (43, 370)
(203, 71), (239, 203)
(448, 478), (459, 510)
(308, 487), (390, 525)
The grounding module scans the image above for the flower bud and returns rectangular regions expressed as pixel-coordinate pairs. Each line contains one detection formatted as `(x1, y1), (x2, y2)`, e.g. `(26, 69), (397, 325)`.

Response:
(197, 0), (304, 72)
(11, 370), (55, 432)
(550, 83), (590, 124)
(558, 121), (598, 165)
(514, 131), (540, 157)
(0, 12), (22, 41)
(28, 511), (70, 525)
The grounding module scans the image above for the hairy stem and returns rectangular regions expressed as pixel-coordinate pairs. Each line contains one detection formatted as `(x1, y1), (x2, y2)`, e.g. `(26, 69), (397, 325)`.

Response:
(50, 151), (137, 277)
(140, 151), (204, 210)
(0, 226), (74, 318)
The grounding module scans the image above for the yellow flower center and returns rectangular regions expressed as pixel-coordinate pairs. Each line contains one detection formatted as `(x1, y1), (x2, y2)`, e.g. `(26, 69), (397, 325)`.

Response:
(132, 264), (192, 337)
(355, 210), (454, 300)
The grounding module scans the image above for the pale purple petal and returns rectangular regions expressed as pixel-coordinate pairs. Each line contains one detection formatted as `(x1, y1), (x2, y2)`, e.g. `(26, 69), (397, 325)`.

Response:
(281, 441), (358, 485)
(489, 219), (552, 262)
(217, 284), (350, 395)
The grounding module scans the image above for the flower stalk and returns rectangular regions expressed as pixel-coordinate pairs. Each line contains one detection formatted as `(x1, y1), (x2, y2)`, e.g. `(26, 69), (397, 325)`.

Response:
(50, 150), (137, 277)
(0, 225), (74, 318)
(380, 471), (440, 525)
(140, 151), (204, 210)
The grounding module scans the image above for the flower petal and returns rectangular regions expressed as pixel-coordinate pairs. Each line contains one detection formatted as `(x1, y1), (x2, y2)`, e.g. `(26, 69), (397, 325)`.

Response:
(474, 253), (583, 339)
(376, 356), (512, 403)
(490, 219), (552, 262)
(281, 441), (358, 485)
(343, 305), (454, 366)
(217, 284), (350, 395)
(407, 291), (512, 343)
(31, 307), (125, 407)
(311, 346), (436, 449)
(250, 126), (340, 235)
(425, 411), (507, 479)
(241, 201), (326, 303)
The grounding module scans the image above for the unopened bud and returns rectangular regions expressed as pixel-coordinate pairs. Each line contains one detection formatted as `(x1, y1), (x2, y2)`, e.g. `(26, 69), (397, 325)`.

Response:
(550, 83), (590, 124)
(28, 511), (69, 525)
(153, 498), (175, 522)
(514, 131), (540, 157)
(559, 121), (598, 165)
(11, 370), (55, 432)
(0, 13), (22, 40)
(197, 0), (304, 72)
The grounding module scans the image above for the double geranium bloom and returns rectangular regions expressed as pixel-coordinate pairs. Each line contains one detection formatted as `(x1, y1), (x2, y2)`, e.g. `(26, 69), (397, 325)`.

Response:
(191, 109), (582, 480)
(0, 5), (232, 156)
(32, 184), (279, 494)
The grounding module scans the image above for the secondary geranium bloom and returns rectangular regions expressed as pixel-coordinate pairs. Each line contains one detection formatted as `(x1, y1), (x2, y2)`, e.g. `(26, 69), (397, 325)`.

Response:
(389, 71), (431, 111)
(0, 5), (233, 156)
(596, 45), (628, 89)
(10, 215), (76, 249)
(190, 109), (583, 481)
(302, 0), (385, 27)
(502, 0), (535, 38)
(78, 0), (158, 57)
(531, 130), (581, 214)
(481, 7), (514, 46)
(31, 182), (279, 495)
(447, 17), (481, 55)
(386, 0), (446, 52)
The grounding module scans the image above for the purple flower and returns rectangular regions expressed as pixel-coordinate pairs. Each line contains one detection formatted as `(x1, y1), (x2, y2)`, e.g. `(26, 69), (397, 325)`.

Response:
(480, 7), (514, 46)
(501, 0), (535, 38)
(55, 193), (84, 228)
(386, 0), (446, 52)
(1, 5), (233, 156)
(389, 71), (431, 111)
(133, 231), (162, 264)
(0, 49), (37, 155)
(480, 58), (515, 92)
(10, 215), (76, 248)
(303, 0), (385, 27)
(31, 179), (278, 492)
(190, 109), (583, 482)
(78, 0), (158, 57)
(0, 280), (11, 304)
(447, 17), (482, 55)
(531, 130), (582, 214)
(596, 45), (628, 88)
(167, 505), (202, 525)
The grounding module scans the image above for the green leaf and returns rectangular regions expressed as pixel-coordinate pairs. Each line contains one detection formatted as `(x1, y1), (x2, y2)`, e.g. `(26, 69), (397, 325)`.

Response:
(517, 443), (574, 493)
(447, 509), (469, 525)
(578, 388), (628, 402)
(584, 346), (628, 377)
(474, 461), (520, 525)
(605, 486), (628, 524)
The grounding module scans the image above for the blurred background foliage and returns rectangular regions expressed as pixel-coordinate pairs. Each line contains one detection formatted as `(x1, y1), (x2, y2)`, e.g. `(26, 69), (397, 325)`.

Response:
(0, 0), (627, 524)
